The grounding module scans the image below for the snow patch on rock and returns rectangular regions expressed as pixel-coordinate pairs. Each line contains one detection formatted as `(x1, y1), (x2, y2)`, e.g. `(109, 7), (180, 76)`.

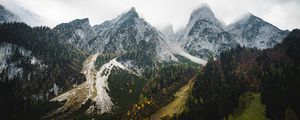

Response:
(51, 53), (132, 114)
(0, 43), (46, 80)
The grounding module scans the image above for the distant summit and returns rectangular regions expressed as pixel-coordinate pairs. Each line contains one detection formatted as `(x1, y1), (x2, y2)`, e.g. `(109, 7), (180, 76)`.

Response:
(176, 4), (288, 59)
(227, 13), (288, 49)
(0, 4), (21, 23)
(177, 4), (238, 59)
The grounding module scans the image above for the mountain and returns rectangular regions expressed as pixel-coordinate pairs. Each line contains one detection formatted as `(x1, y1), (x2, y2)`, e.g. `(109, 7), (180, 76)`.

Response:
(161, 25), (176, 42)
(177, 5), (238, 59)
(53, 18), (95, 52)
(227, 13), (289, 49)
(0, 4), (298, 120)
(177, 5), (288, 60)
(57, 9), (167, 55)
(54, 8), (206, 68)
(179, 29), (300, 120)
(46, 8), (206, 118)
(92, 8), (178, 63)
(0, 23), (88, 119)
(0, 5), (21, 23)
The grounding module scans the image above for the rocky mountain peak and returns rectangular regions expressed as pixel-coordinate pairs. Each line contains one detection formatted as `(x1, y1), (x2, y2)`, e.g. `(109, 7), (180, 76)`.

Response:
(161, 25), (175, 36)
(128, 7), (137, 14)
(235, 13), (264, 26)
(69, 18), (91, 28)
(0, 4), (4, 9)
(161, 25), (177, 42)
(227, 13), (288, 49)
(188, 4), (222, 27)
(247, 13), (264, 22)
(162, 25), (174, 34)
(190, 5), (214, 21)
(177, 4), (238, 59)
(181, 4), (224, 39)
(124, 7), (139, 18)
(113, 7), (140, 23)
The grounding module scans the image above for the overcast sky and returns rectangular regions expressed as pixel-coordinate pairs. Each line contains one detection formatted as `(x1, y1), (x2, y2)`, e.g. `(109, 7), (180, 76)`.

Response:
(1, 0), (299, 31)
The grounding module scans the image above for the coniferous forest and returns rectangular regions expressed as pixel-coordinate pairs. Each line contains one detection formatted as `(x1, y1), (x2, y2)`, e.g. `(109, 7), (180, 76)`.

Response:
(179, 30), (300, 120)
(0, 23), (87, 119)
(0, 2), (300, 120)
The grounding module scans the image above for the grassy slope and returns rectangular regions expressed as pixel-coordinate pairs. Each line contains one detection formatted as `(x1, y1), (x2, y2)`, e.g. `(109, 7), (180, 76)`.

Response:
(229, 92), (268, 120)
(150, 76), (196, 120)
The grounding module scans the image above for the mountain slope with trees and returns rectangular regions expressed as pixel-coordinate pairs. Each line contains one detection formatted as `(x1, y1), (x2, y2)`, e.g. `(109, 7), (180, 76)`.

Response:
(0, 3), (298, 119)
(179, 29), (300, 120)
(0, 23), (88, 119)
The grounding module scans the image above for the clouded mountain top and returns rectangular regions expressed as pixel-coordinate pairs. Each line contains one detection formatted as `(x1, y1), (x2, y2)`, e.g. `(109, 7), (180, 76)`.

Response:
(189, 4), (223, 27)
(0, 1), (298, 120)
(161, 25), (176, 41)
(227, 12), (288, 49)
(54, 18), (91, 30)
(174, 4), (289, 59)
(70, 18), (90, 26)
(190, 5), (216, 22)
(0, 3), (44, 26)
(0, 4), (21, 23)
(227, 13), (278, 30)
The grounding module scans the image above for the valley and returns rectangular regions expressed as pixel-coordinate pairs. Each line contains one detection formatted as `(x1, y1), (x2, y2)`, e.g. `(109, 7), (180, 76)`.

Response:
(150, 75), (196, 120)
(0, 2), (299, 120)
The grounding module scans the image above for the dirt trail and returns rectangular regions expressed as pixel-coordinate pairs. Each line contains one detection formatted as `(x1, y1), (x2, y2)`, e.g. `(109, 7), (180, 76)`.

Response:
(150, 75), (197, 120)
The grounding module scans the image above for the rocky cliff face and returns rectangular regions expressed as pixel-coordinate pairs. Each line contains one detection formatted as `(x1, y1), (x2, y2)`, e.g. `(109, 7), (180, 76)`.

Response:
(227, 13), (288, 49)
(53, 8), (204, 68)
(177, 5), (288, 59)
(54, 18), (95, 52)
(177, 5), (238, 59)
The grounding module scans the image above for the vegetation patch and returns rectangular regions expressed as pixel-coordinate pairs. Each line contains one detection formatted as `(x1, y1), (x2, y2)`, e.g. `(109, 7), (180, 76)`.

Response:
(229, 92), (268, 120)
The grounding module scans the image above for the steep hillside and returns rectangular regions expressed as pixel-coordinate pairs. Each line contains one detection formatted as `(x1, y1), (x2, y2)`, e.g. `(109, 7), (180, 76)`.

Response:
(227, 13), (288, 49)
(0, 4), (297, 120)
(0, 23), (87, 119)
(54, 8), (206, 69)
(177, 5), (288, 60)
(179, 29), (300, 120)
(177, 5), (238, 59)
(54, 8), (176, 63)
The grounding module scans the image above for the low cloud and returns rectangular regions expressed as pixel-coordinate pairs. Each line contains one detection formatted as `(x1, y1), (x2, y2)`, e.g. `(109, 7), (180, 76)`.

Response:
(1, 0), (299, 31)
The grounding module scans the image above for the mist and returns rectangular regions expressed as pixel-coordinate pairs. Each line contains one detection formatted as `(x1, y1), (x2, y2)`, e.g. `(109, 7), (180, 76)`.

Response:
(1, 0), (299, 31)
